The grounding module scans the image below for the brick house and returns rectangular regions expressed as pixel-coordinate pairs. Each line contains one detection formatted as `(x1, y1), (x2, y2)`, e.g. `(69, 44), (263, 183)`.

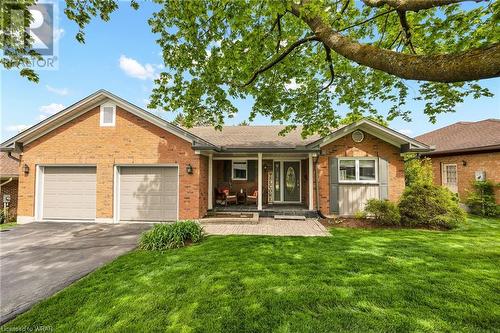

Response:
(416, 119), (500, 204)
(0, 152), (19, 221)
(0, 90), (430, 223)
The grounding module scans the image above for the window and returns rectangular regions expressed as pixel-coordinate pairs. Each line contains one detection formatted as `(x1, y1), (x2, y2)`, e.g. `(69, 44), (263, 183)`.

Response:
(339, 158), (377, 182)
(232, 160), (247, 180)
(339, 160), (356, 181)
(100, 103), (116, 127)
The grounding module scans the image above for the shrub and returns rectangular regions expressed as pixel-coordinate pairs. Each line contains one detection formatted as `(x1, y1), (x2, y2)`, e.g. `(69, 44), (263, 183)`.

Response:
(139, 220), (205, 251)
(398, 184), (466, 229)
(354, 210), (367, 219)
(364, 199), (400, 226)
(466, 180), (499, 217)
(404, 155), (434, 187)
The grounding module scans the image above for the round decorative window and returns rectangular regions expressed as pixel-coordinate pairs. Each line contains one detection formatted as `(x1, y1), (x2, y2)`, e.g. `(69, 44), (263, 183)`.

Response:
(285, 167), (296, 193)
(352, 130), (364, 143)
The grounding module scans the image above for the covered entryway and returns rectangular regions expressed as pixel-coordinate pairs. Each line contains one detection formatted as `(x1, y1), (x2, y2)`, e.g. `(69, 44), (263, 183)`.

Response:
(41, 166), (96, 220)
(118, 166), (178, 222)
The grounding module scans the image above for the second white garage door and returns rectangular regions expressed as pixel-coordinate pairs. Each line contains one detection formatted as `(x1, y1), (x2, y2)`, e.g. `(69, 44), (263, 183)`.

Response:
(119, 167), (178, 221)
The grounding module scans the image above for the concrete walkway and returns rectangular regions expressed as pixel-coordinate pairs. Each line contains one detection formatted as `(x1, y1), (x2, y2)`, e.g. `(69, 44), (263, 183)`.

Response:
(202, 218), (330, 236)
(0, 222), (152, 324)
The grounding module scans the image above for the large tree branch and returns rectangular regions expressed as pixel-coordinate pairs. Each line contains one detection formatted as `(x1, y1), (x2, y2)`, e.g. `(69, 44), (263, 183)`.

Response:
(361, 0), (482, 12)
(291, 4), (500, 82)
(241, 35), (319, 87)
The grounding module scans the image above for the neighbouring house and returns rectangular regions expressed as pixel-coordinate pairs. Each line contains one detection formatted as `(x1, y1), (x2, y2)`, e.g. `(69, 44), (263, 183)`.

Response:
(0, 90), (431, 223)
(416, 119), (500, 204)
(0, 152), (20, 221)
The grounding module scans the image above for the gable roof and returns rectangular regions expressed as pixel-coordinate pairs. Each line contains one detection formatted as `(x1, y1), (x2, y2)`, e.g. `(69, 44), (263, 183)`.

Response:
(306, 119), (431, 152)
(416, 119), (500, 155)
(0, 89), (217, 152)
(188, 125), (322, 150)
(0, 153), (19, 178)
(0, 89), (432, 154)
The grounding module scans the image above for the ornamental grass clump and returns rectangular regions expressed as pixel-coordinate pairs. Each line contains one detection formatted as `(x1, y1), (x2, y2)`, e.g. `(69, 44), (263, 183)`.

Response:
(139, 220), (205, 251)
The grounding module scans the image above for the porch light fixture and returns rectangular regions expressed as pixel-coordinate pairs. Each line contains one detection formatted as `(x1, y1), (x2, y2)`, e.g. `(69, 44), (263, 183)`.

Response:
(462, 160), (467, 166)
(23, 164), (29, 175)
(186, 164), (193, 174)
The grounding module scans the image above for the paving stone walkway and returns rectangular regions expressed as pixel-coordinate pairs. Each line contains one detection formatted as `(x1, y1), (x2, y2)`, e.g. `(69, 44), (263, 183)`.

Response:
(202, 218), (330, 237)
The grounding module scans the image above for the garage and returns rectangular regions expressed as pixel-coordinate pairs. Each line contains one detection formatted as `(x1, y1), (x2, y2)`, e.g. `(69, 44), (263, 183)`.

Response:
(42, 166), (97, 220)
(118, 166), (178, 222)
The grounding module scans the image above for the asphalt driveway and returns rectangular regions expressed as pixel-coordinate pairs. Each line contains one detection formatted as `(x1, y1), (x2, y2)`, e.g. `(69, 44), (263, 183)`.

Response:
(0, 222), (152, 324)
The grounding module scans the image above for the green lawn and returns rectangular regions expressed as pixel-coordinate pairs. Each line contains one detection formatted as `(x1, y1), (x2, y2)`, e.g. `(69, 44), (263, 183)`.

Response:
(0, 222), (16, 230)
(5, 216), (500, 332)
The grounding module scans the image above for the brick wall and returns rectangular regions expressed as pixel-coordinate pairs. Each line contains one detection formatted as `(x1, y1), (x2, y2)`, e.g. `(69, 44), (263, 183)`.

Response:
(1, 178), (18, 221)
(316, 131), (405, 215)
(18, 106), (206, 220)
(427, 151), (500, 204)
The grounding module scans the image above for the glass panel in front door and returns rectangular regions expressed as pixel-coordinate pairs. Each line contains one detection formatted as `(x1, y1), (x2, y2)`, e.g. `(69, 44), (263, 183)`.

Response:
(274, 162), (281, 202)
(284, 162), (300, 202)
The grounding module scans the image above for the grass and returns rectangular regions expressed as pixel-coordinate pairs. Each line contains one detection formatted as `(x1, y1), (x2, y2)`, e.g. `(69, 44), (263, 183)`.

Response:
(4, 216), (500, 332)
(0, 222), (17, 230)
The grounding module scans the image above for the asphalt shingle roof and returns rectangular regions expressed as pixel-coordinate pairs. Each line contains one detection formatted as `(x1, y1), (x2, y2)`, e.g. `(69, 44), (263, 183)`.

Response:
(0, 153), (19, 177)
(187, 125), (322, 149)
(416, 119), (500, 154)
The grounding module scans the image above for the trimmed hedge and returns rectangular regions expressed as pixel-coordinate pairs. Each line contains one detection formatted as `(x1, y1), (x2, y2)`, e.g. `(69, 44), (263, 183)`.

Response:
(139, 220), (205, 251)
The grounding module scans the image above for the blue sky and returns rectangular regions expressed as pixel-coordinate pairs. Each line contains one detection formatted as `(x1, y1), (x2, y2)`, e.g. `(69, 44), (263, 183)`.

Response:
(1, 1), (499, 141)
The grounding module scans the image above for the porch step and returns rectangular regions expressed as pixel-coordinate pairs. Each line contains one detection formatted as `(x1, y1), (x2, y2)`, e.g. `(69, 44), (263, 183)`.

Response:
(273, 215), (306, 221)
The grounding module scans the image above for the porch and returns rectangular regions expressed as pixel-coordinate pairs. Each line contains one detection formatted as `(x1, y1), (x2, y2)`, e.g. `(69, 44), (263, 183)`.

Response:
(207, 153), (317, 216)
(211, 203), (317, 218)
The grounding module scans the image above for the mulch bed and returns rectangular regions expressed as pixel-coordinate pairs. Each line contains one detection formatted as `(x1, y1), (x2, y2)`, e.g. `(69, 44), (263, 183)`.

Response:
(319, 218), (448, 230)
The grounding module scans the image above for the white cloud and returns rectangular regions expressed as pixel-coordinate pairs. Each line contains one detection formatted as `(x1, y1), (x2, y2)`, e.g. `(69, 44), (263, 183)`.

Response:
(54, 28), (65, 42)
(284, 78), (302, 90)
(398, 128), (413, 136)
(6, 124), (30, 133)
(119, 55), (157, 80)
(39, 103), (65, 115)
(46, 85), (69, 96)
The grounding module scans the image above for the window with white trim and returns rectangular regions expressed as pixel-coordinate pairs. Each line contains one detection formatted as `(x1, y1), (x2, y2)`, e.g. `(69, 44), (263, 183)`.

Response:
(232, 160), (247, 180)
(100, 103), (116, 127)
(339, 158), (377, 183)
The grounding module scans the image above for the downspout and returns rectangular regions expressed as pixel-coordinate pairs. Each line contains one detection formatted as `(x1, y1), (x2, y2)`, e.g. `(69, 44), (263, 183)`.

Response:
(314, 154), (327, 219)
(7, 152), (20, 163)
(1, 177), (13, 187)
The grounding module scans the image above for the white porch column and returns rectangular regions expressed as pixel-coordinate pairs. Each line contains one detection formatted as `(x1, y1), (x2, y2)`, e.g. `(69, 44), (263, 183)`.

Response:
(208, 153), (213, 210)
(257, 153), (263, 211)
(308, 153), (314, 211)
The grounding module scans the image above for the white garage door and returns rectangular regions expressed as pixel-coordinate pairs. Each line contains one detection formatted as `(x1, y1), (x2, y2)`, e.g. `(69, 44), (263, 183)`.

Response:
(119, 167), (178, 222)
(42, 166), (97, 220)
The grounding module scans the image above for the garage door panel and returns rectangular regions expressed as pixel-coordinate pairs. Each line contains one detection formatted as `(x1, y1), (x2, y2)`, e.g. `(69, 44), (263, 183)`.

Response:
(42, 166), (96, 220)
(119, 167), (178, 222)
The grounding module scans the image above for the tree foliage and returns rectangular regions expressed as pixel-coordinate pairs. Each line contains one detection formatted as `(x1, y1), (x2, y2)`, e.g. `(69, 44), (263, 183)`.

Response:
(2, 0), (499, 136)
(404, 155), (434, 186)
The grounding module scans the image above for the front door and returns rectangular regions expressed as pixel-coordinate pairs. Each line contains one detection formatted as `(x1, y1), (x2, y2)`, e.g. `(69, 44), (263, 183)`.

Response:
(283, 161), (300, 202)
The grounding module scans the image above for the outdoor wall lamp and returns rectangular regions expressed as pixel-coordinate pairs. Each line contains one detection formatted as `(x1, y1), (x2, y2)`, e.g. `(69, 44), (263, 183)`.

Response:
(23, 164), (30, 175)
(462, 160), (467, 166)
(186, 164), (193, 174)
